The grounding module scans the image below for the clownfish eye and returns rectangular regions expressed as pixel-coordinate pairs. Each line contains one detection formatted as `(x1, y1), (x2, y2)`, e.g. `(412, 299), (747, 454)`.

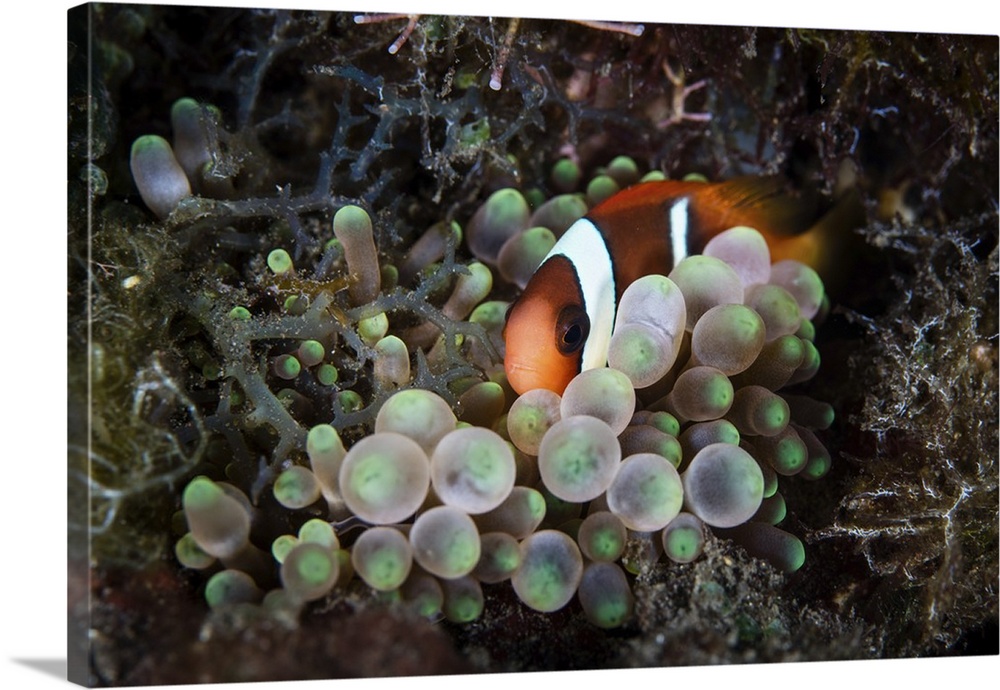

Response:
(555, 305), (590, 355)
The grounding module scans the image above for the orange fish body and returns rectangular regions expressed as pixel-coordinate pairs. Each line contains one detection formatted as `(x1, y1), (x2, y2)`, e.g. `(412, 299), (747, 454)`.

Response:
(503, 177), (827, 395)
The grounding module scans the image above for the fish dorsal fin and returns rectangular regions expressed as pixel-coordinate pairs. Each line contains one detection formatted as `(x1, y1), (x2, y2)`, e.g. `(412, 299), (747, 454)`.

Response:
(690, 176), (821, 239)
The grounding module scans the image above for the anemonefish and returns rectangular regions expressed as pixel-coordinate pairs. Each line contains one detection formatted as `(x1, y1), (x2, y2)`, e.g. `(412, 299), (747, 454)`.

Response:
(503, 176), (842, 396)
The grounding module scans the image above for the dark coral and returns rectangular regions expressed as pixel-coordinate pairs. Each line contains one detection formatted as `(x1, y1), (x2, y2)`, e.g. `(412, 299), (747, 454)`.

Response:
(68, 4), (998, 685)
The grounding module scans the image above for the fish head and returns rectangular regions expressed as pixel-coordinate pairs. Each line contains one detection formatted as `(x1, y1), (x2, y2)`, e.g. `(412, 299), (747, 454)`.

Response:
(503, 255), (590, 395)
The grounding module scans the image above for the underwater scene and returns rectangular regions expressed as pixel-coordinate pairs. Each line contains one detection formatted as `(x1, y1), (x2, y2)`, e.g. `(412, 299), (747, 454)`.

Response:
(67, 3), (998, 686)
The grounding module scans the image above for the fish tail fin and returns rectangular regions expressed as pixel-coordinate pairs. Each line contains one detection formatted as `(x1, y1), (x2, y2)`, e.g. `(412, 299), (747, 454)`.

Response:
(767, 187), (866, 277)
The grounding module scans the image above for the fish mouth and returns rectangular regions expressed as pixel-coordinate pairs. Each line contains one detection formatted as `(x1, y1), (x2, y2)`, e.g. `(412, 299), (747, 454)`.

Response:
(506, 360), (538, 375)
(505, 359), (542, 394)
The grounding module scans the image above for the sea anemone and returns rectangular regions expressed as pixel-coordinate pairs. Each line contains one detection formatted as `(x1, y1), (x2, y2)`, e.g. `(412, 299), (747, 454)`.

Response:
(167, 161), (835, 628)
(135, 75), (835, 632)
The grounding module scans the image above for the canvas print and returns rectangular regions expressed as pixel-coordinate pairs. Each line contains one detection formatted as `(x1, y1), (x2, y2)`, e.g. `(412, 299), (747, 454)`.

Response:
(67, 3), (998, 686)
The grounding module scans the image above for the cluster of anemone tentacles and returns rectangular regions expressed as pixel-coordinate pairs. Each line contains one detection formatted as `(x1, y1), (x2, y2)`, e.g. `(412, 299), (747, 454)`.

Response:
(136, 105), (833, 629)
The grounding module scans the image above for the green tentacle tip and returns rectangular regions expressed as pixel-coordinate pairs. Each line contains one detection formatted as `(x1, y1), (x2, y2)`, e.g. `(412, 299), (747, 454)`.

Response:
(316, 364), (339, 386)
(551, 158), (582, 192)
(287, 544), (336, 587)
(759, 396), (790, 432)
(297, 339), (325, 366)
(298, 519), (339, 549)
(273, 466), (320, 509)
(772, 436), (807, 474)
(590, 531), (623, 561)
(307, 424), (342, 454)
(662, 514), (706, 564)
(704, 374), (735, 409)
(182, 476), (222, 510)
(524, 187), (546, 209)
(381, 264), (399, 289)
(785, 536), (806, 573)
(283, 295), (307, 315)
(442, 578), (484, 623)
(578, 512), (626, 562)
(175, 532), (215, 569)
(526, 488), (547, 522)
(131, 133), (171, 156)
(271, 534), (299, 563)
(665, 528), (699, 559)
(648, 411), (680, 438)
(802, 452), (832, 480)
(586, 175), (620, 206)
(511, 531), (583, 612)
(204, 570), (260, 609)
(333, 205), (372, 235)
(358, 312), (389, 344)
(171, 95), (202, 115)
(339, 390), (363, 412)
(228, 306), (251, 321)
(267, 248), (293, 274)
(606, 155), (640, 186)
(273, 354), (301, 380)
(578, 563), (635, 627)
(469, 300), (508, 327)
(352, 527), (412, 591)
